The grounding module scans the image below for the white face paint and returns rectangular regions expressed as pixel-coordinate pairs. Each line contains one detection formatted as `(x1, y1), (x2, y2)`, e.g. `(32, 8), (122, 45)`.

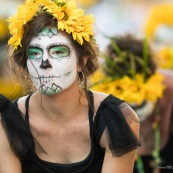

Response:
(27, 27), (78, 95)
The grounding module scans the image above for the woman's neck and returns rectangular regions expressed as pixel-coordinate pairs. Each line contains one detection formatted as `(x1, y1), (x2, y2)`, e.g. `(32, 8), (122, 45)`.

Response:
(34, 84), (88, 120)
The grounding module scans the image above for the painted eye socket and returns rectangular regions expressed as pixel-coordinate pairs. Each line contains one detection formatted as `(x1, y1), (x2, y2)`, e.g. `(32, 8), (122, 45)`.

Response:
(28, 48), (42, 59)
(49, 45), (70, 59)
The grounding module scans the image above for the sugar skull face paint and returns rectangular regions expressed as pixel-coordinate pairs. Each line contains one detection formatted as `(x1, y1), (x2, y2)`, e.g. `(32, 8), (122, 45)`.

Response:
(27, 27), (78, 95)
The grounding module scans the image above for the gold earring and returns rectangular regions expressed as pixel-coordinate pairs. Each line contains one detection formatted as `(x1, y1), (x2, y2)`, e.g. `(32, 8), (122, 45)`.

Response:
(78, 72), (85, 88)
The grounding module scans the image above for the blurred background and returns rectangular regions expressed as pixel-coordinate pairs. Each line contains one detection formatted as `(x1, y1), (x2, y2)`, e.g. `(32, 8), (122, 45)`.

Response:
(0, 0), (24, 100)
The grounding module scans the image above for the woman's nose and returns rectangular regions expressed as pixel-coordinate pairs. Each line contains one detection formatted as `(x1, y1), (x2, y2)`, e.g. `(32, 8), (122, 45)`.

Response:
(40, 52), (52, 69)
(40, 59), (52, 69)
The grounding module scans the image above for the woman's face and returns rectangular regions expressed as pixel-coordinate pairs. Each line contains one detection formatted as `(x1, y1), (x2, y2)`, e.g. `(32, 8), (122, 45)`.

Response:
(27, 27), (78, 95)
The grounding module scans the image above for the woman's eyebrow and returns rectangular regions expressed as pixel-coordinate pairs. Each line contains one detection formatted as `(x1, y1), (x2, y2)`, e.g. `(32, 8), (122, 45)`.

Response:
(29, 43), (42, 49)
(46, 43), (69, 49)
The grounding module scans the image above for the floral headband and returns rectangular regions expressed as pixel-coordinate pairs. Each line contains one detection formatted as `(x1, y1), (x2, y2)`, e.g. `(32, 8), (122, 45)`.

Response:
(8, 0), (95, 50)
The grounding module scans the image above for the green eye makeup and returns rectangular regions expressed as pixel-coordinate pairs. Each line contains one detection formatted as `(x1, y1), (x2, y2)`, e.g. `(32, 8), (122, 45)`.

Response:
(28, 45), (70, 60)
(49, 45), (70, 59)
(28, 47), (43, 59)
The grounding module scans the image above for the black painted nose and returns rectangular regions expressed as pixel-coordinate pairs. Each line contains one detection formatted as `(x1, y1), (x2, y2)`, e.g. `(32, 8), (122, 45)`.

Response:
(40, 59), (52, 69)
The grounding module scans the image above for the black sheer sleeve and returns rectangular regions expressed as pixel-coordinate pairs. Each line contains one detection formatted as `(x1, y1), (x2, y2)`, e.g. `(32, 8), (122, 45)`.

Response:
(94, 94), (141, 157)
(0, 94), (33, 158)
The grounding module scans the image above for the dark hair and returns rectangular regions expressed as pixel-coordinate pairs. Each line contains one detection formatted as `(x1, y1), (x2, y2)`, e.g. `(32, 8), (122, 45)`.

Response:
(9, 12), (99, 94)
(105, 34), (157, 79)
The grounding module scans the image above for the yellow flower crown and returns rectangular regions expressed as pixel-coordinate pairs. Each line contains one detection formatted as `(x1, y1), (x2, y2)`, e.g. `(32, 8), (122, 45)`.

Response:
(8, 0), (95, 50)
(90, 38), (166, 105)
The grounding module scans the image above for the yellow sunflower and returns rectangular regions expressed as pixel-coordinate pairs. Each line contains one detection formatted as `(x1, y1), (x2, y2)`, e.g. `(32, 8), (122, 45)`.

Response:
(8, 0), (95, 49)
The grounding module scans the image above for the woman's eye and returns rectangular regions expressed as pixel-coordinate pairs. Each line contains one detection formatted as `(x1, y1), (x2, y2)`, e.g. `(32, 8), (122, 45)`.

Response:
(28, 48), (42, 59)
(49, 45), (70, 59)
(53, 50), (63, 55)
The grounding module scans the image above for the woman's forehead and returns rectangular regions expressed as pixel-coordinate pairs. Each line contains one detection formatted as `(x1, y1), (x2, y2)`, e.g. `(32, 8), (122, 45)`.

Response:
(29, 28), (72, 47)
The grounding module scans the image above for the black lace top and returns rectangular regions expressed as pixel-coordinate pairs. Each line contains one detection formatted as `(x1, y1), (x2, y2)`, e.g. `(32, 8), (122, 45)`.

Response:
(0, 91), (141, 173)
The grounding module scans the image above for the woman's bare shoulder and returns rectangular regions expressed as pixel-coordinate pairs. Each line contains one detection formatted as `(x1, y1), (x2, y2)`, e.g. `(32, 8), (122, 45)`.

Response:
(91, 90), (139, 123)
(91, 91), (109, 114)
(91, 91), (109, 104)
(92, 91), (109, 101)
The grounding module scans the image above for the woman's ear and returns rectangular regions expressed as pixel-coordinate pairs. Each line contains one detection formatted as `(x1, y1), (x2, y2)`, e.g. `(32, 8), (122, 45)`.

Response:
(77, 56), (88, 72)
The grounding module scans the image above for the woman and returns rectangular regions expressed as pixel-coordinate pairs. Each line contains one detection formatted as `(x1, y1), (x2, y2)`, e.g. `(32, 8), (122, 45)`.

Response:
(91, 35), (173, 173)
(0, 1), (140, 173)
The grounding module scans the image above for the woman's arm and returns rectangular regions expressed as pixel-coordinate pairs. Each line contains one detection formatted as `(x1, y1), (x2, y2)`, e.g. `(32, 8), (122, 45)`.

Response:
(101, 105), (140, 173)
(102, 149), (136, 173)
(0, 117), (22, 173)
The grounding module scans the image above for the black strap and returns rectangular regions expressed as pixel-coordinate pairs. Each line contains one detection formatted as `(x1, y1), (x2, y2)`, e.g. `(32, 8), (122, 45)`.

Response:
(25, 94), (32, 129)
(12, 98), (19, 108)
(87, 90), (94, 140)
